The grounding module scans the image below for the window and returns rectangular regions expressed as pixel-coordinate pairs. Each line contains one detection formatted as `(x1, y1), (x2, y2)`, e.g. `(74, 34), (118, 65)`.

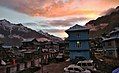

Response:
(108, 42), (112, 47)
(76, 41), (81, 48)
(68, 68), (73, 70)
(82, 63), (87, 66)
(87, 63), (92, 66)
(74, 68), (81, 72)
(77, 63), (81, 66)
(116, 40), (119, 47)
(78, 34), (80, 38)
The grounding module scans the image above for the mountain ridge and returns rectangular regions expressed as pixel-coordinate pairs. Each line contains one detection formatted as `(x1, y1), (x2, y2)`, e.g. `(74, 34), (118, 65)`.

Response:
(85, 6), (119, 37)
(0, 19), (62, 46)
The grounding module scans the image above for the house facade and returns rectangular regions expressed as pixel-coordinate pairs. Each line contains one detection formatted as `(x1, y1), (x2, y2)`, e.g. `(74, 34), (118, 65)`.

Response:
(102, 27), (119, 58)
(65, 24), (90, 60)
(21, 38), (39, 50)
(41, 41), (59, 53)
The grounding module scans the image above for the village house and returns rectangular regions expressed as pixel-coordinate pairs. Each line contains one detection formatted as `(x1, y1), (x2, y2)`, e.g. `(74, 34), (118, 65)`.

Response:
(20, 38), (60, 64)
(0, 39), (41, 73)
(65, 24), (91, 61)
(39, 41), (60, 64)
(58, 41), (69, 53)
(102, 27), (119, 58)
(0, 44), (17, 65)
(0, 37), (66, 73)
(44, 41), (59, 53)
(20, 38), (39, 50)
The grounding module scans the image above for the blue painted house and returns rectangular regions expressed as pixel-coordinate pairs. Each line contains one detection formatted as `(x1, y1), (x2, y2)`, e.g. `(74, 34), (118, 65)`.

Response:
(65, 24), (90, 60)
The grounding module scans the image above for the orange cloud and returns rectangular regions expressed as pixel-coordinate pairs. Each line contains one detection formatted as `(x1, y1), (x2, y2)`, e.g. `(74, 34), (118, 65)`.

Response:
(28, 0), (119, 19)
(0, 0), (119, 18)
(0, 0), (119, 38)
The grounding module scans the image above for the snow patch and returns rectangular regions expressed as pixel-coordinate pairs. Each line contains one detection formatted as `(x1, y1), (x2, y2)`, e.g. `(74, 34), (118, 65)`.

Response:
(0, 34), (4, 38)
(36, 38), (50, 42)
(12, 35), (22, 39)
(8, 34), (22, 39)
(18, 26), (29, 33)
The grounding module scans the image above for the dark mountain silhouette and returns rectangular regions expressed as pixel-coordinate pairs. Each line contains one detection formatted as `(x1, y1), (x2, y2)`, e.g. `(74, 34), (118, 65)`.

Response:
(85, 6), (119, 37)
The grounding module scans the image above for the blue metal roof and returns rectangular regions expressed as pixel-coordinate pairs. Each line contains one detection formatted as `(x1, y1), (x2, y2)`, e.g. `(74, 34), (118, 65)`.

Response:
(65, 24), (89, 32)
(109, 27), (119, 35)
(2, 45), (12, 49)
(102, 37), (119, 42)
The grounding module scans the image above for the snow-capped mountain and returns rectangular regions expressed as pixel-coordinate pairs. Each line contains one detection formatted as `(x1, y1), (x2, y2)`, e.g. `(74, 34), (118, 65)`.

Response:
(0, 19), (62, 46)
(38, 30), (62, 42)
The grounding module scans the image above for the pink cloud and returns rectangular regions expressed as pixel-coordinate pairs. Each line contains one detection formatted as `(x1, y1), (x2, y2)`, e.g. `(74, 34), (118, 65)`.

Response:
(0, 0), (119, 18)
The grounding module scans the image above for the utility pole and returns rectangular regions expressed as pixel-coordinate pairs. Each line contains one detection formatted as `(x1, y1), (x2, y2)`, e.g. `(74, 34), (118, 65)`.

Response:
(41, 56), (44, 73)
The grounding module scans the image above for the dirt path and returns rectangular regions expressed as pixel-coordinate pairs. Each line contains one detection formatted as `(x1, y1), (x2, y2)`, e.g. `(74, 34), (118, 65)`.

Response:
(36, 61), (70, 73)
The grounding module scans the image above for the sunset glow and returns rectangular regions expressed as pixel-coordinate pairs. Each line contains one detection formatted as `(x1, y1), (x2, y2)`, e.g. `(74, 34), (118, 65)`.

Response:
(0, 0), (119, 38)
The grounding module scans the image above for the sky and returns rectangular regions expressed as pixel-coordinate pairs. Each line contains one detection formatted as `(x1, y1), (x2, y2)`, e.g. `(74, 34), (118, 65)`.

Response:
(0, 0), (119, 38)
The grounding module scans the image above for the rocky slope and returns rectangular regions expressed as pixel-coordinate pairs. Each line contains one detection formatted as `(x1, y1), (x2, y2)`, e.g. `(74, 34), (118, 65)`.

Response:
(85, 6), (119, 37)
(0, 19), (62, 46)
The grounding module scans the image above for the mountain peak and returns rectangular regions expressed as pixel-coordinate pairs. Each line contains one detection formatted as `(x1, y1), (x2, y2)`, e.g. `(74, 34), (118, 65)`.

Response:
(0, 19), (11, 24)
(0, 19), (62, 46)
(16, 23), (23, 26)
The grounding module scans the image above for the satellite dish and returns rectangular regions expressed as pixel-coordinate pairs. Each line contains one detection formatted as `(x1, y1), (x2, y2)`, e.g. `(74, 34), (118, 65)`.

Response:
(1, 60), (6, 65)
